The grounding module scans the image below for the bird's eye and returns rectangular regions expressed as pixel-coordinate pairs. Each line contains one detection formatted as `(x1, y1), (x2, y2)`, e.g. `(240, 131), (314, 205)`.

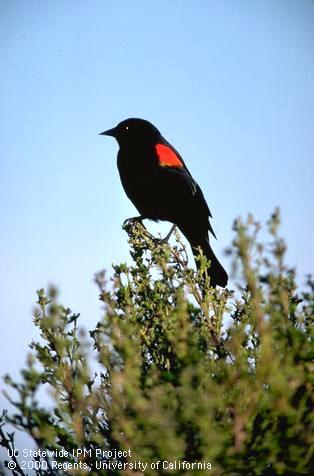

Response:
(125, 126), (129, 131)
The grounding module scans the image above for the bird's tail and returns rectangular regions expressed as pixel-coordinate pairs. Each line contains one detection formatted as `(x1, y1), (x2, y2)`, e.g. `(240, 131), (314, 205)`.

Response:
(192, 236), (228, 287)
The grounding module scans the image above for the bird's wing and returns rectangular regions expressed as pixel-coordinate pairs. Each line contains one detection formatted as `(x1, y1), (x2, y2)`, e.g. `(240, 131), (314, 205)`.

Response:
(155, 139), (216, 238)
(156, 139), (197, 195)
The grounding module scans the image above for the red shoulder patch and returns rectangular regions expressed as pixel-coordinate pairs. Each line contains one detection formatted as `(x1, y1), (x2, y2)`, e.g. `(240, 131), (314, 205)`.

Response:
(155, 144), (183, 168)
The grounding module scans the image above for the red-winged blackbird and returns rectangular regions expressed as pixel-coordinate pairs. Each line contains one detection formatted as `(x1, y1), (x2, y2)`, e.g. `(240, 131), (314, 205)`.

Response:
(100, 118), (228, 287)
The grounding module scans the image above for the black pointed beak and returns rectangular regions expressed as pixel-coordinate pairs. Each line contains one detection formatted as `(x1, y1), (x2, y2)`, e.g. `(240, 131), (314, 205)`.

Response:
(99, 127), (117, 137)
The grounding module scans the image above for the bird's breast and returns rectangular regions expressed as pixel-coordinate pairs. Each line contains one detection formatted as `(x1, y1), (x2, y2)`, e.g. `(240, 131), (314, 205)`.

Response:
(117, 149), (162, 217)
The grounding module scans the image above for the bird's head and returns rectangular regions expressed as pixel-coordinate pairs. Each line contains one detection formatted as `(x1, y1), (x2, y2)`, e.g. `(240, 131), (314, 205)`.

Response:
(100, 118), (161, 147)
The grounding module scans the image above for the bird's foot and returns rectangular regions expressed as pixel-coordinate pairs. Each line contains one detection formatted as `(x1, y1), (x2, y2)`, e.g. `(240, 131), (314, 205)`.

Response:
(123, 216), (157, 240)
(123, 216), (146, 228)
(123, 218), (176, 244)
(153, 224), (177, 244)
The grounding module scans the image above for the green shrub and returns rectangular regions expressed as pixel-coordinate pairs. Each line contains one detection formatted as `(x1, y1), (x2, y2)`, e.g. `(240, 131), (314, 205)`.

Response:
(1, 210), (313, 475)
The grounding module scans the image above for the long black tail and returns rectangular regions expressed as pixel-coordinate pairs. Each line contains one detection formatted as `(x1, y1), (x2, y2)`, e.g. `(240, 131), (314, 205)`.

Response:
(179, 227), (228, 287)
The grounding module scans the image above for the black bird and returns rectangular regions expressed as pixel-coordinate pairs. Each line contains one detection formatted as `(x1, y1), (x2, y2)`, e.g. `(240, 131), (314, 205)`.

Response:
(100, 118), (228, 287)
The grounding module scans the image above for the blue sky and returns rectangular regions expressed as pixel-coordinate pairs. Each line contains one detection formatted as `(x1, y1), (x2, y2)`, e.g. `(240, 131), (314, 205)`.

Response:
(0, 0), (313, 418)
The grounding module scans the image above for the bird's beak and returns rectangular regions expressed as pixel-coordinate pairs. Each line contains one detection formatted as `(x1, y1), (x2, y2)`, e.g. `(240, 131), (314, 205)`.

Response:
(99, 127), (117, 137)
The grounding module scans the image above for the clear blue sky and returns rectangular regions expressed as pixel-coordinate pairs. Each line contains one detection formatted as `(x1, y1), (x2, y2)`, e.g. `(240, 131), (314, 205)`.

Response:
(0, 0), (313, 397)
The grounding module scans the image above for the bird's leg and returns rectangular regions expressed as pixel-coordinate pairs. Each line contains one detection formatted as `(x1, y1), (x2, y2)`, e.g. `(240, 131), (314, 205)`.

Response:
(124, 217), (176, 243)
(123, 216), (157, 240)
(154, 224), (177, 244)
(123, 215), (146, 228)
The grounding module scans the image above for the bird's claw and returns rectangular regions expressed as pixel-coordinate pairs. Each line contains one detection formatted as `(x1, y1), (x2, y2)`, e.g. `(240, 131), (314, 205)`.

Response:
(153, 237), (168, 245)
(156, 224), (177, 244)
(123, 218), (177, 245)
(123, 216), (145, 228)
